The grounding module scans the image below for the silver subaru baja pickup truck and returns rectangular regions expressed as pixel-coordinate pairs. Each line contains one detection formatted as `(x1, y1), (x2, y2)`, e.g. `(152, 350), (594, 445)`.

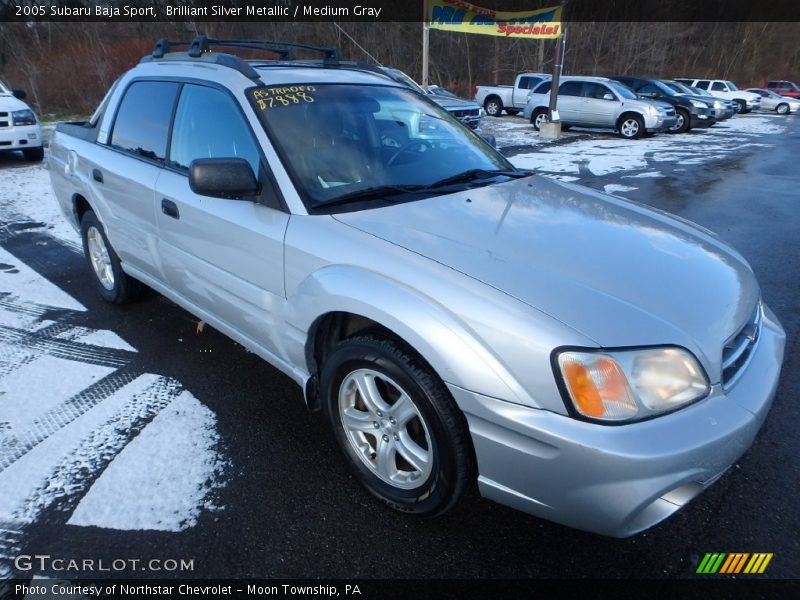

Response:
(48, 38), (785, 537)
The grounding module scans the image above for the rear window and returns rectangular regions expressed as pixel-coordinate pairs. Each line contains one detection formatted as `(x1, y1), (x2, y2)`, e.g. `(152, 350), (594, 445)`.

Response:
(110, 81), (179, 161)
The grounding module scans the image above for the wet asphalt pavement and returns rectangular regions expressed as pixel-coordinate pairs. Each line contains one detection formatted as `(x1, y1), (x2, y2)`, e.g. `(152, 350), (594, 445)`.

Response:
(1, 116), (798, 580)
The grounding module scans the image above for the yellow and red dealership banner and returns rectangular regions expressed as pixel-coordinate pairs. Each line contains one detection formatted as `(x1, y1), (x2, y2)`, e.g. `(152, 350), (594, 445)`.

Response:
(426, 0), (563, 39)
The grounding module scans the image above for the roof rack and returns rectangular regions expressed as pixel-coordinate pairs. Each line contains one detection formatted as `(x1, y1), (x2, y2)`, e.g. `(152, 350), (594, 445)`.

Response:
(141, 36), (342, 79)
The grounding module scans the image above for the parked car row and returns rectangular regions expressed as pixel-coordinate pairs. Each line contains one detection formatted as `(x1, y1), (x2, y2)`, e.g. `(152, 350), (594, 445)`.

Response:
(476, 71), (798, 140)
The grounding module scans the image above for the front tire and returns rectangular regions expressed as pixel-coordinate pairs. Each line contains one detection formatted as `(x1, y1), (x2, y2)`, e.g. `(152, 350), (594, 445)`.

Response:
(734, 99), (746, 114)
(669, 108), (691, 134)
(80, 211), (142, 304)
(531, 109), (548, 131)
(776, 103), (790, 115)
(321, 335), (473, 516)
(618, 114), (644, 139)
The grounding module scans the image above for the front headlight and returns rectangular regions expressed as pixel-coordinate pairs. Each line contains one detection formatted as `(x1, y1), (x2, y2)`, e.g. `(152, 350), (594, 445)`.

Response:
(12, 109), (37, 126)
(690, 100), (708, 109)
(714, 101), (722, 108)
(555, 347), (709, 422)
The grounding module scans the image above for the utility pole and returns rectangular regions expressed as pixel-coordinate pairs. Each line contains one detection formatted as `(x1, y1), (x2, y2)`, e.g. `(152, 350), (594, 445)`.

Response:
(422, 22), (430, 90)
(541, 2), (568, 139)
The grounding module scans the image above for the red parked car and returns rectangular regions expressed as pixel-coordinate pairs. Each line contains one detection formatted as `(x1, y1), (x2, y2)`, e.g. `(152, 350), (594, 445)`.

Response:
(765, 80), (800, 98)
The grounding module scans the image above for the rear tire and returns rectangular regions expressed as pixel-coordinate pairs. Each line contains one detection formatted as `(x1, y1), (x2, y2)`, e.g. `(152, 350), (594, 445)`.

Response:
(80, 211), (143, 304)
(23, 146), (44, 162)
(484, 96), (503, 117)
(321, 335), (473, 516)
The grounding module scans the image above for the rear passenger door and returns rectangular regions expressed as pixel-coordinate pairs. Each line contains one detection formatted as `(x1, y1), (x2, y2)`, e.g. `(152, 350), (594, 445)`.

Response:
(557, 81), (584, 123)
(97, 80), (179, 282)
(154, 82), (290, 356)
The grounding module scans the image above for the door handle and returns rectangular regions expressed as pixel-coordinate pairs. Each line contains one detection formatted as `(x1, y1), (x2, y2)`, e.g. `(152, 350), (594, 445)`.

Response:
(92, 168), (104, 183)
(161, 199), (180, 220)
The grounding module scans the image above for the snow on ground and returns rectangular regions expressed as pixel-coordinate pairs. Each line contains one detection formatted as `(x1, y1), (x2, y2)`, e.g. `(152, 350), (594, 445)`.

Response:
(68, 391), (224, 532)
(484, 113), (790, 189)
(0, 163), (81, 250)
(0, 192), (228, 568)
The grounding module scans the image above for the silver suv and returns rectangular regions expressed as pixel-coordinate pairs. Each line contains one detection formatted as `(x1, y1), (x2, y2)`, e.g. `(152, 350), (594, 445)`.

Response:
(524, 76), (677, 138)
(48, 38), (784, 537)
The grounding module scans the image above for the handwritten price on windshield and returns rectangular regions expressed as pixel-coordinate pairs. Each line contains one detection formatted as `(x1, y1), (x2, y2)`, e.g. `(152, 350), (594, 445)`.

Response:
(253, 86), (316, 109)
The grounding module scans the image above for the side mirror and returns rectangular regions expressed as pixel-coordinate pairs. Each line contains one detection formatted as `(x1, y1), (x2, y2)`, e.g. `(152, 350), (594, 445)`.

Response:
(11, 89), (27, 100)
(189, 158), (259, 200)
(603, 93), (615, 101)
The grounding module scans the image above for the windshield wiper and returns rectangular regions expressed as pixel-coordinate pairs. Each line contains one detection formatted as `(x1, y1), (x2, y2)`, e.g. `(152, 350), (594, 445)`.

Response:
(428, 169), (529, 189)
(315, 184), (431, 208)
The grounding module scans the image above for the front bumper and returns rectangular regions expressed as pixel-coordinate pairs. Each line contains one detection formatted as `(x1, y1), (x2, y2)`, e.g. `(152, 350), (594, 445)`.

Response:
(0, 123), (42, 151)
(452, 305), (785, 538)
(690, 109), (716, 128)
(645, 114), (678, 132)
(746, 99), (761, 110)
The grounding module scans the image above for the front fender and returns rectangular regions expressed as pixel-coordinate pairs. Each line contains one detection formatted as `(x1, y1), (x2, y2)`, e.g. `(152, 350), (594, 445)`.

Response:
(283, 265), (535, 407)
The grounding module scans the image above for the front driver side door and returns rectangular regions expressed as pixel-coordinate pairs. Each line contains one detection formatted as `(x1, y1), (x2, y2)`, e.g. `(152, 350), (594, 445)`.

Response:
(155, 82), (290, 357)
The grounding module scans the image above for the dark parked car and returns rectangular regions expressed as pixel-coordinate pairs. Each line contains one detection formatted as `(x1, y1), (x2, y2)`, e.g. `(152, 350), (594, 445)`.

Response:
(611, 76), (716, 133)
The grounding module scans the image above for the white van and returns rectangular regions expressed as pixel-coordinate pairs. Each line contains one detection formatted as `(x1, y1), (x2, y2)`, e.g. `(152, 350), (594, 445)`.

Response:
(0, 79), (43, 161)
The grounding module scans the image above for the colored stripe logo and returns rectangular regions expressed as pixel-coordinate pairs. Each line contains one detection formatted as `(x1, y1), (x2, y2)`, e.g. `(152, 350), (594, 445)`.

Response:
(697, 553), (773, 574)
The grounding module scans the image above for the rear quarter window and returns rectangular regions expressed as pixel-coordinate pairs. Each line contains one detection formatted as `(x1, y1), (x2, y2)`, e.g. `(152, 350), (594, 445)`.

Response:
(110, 81), (179, 161)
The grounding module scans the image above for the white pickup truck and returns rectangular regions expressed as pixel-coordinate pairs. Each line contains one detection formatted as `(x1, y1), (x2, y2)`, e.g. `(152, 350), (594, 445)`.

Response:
(474, 72), (549, 116)
(0, 79), (43, 161)
(674, 79), (761, 114)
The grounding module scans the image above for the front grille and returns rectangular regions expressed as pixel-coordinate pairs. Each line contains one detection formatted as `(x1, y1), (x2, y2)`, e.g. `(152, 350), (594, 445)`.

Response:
(722, 302), (761, 387)
(0, 112), (8, 128)
(451, 109), (479, 118)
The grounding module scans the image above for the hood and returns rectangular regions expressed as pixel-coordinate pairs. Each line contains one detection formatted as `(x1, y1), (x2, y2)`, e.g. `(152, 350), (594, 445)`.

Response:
(429, 95), (481, 111)
(334, 176), (759, 379)
(637, 98), (673, 111)
(0, 94), (32, 112)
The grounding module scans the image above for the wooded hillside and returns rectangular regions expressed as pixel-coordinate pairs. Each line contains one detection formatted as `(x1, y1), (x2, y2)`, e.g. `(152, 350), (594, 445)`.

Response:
(1, 21), (798, 116)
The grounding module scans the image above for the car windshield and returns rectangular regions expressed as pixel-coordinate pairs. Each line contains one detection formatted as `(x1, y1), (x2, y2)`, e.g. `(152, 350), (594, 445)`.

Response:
(607, 81), (637, 100)
(651, 80), (678, 96)
(726, 81), (739, 91)
(691, 87), (710, 97)
(663, 81), (694, 95)
(249, 84), (514, 211)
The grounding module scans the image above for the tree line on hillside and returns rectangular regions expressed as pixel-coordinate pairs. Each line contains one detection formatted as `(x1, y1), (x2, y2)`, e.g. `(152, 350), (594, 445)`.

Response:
(1, 21), (798, 116)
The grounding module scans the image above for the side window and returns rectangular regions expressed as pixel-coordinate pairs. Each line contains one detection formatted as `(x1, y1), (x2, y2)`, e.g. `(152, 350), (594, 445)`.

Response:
(110, 81), (179, 161)
(584, 83), (613, 100)
(559, 81), (583, 96)
(778, 82), (790, 90)
(518, 76), (532, 89)
(710, 81), (726, 91)
(695, 80), (710, 90)
(533, 81), (552, 95)
(169, 84), (261, 176)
